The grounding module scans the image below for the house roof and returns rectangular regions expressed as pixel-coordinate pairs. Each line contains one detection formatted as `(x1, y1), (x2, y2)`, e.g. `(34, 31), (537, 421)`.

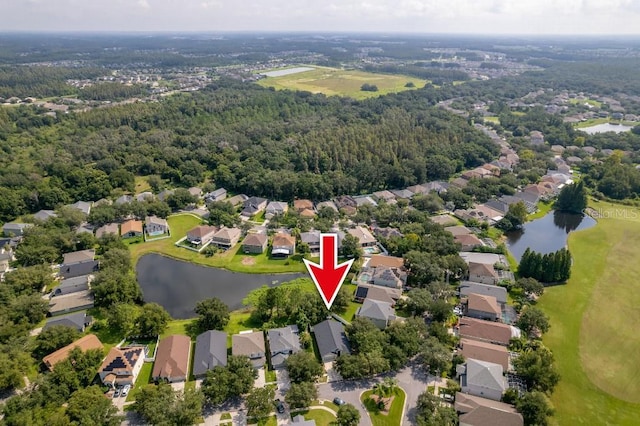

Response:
(227, 194), (249, 206)
(63, 249), (95, 265)
(311, 320), (350, 359)
(213, 227), (241, 242)
(372, 227), (403, 239)
(372, 190), (396, 201)
(316, 200), (338, 212)
(267, 325), (301, 366)
(187, 225), (218, 240)
(300, 231), (321, 245)
(53, 275), (91, 295)
(95, 223), (119, 239)
(455, 393), (522, 426)
(357, 298), (395, 322)
(272, 233), (295, 247)
(115, 195), (133, 205)
(145, 215), (168, 227)
(367, 255), (404, 269)
(299, 208), (316, 218)
(157, 189), (175, 201)
(455, 234), (484, 247)
(152, 335), (191, 380)
(232, 331), (266, 360)
(430, 215), (457, 226)
(372, 267), (404, 287)
(34, 209), (57, 221)
(243, 233), (268, 247)
(459, 281), (508, 305)
(69, 201), (92, 215)
(2, 222), (32, 234)
(291, 414), (316, 425)
(100, 346), (145, 377)
(266, 201), (288, 212)
(468, 262), (498, 279)
(59, 260), (99, 279)
(406, 184), (429, 195)
(43, 334), (103, 370)
(347, 226), (375, 245)
(188, 187), (203, 197)
(391, 189), (414, 199)
(48, 290), (94, 315)
(334, 195), (356, 208)
(44, 311), (90, 332)
(355, 285), (395, 305)
(445, 225), (473, 236)
(136, 192), (154, 202)
(293, 199), (314, 211)
(464, 358), (507, 394)
(458, 317), (515, 345)
(467, 294), (501, 317)
(460, 338), (509, 371)
(353, 196), (377, 207)
(121, 220), (143, 235)
(193, 330), (228, 377)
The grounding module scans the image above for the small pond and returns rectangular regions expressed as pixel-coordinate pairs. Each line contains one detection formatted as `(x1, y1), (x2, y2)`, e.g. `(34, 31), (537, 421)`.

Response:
(136, 253), (304, 319)
(506, 211), (596, 262)
(579, 123), (633, 135)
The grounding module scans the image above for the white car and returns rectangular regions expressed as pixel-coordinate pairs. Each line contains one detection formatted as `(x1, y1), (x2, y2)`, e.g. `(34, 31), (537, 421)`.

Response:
(121, 385), (131, 396)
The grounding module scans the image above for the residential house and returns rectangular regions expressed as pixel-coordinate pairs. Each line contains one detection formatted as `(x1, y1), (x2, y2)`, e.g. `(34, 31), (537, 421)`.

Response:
(372, 190), (396, 203)
(232, 331), (266, 368)
(52, 275), (91, 296)
(152, 334), (191, 383)
(95, 223), (119, 239)
(458, 281), (508, 305)
(371, 226), (403, 239)
(371, 266), (405, 288)
(451, 177), (469, 189)
(242, 197), (268, 217)
(211, 227), (242, 249)
(115, 195), (133, 205)
(482, 199), (509, 216)
(316, 200), (339, 212)
(464, 294), (501, 322)
(430, 215), (457, 226)
(204, 188), (227, 203)
(188, 187), (203, 198)
(445, 225), (473, 237)
(529, 131), (544, 145)
(67, 201), (92, 216)
(406, 184), (429, 196)
(300, 230), (344, 254)
(566, 156), (582, 165)
(60, 249), (99, 279)
(145, 216), (169, 236)
(76, 223), (94, 235)
(459, 338), (510, 372)
(423, 181), (450, 194)
(333, 195), (357, 211)
(353, 196), (377, 208)
(2, 222), (32, 237)
(48, 291), (94, 315)
(356, 299), (397, 329)
(354, 285), (400, 305)
(193, 330), (228, 378)
(290, 415), (316, 426)
(293, 199), (314, 214)
(456, 317), (520, 346)
(157, 189), (175, 202)
(367, 255), (404, 269)
(459, 358), (507, 401)
(136, 192), (154, 202)
(63, 249), (95, 264)
(227, 194), (248, 207)
(242, 233), (268, 254)
(186, 225), (218, 246)
(347, 226), (376, 247)
(456, 234), (485, 252)
(265, 201), (289, 219)
(311, 320), (351, 362)
(33, 209), (57, 222)
(455, 392), (523, 426)
(99, 346), (146, 388)
(468, 262), (499, 285)
(43, 334), (103, 371)
(391, 189), (414, 200)
(0, 250), (12, 274)
(44, 311), (92, 333)
(272, 232), (296, 257)
(267, 325), (301, 369)
(121, 220), (143, 238)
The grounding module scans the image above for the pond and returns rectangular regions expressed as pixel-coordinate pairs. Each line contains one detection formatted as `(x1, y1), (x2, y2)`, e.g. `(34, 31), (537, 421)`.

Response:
(506, 210), (596, 262)
(136, 253), (304, 319)
(579, 123), (633, 135)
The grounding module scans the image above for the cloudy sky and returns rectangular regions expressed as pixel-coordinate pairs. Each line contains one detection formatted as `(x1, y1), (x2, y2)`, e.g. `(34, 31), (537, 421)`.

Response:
(1, 0), (639, 34)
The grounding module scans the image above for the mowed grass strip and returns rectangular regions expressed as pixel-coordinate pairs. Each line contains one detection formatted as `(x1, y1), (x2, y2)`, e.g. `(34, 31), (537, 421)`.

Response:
(257, 66), (426, 100)
(538, 201), (640, 425)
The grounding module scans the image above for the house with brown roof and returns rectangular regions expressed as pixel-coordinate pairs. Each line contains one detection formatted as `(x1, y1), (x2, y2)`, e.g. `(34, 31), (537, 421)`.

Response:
(455, 392), (523, 426)
(445, 225), (473, 237)
(457, 317), (520, 346)
(211, 227), (242, 249)
(372, 190), (397, 203)
(468, 262), (499, 285)
(43, 334), (104, 371)
(465, 294), (501, 322)
(368, 255), (405, 269)
(456, 234), (485, 252)
(347, 226), (376, 247)
(99, 346), (146, 388)
(152, 335), (191, 383)
(459, 338), (510, 371)
(293, 199), (314, 213)
(121, 220), (143, 238)
(242, 233), (268, 254)
(95, 223), (119, 239)
(186, 225), (218, 246)
(232, 331), (266, 368)
(272, 232), (295, 257)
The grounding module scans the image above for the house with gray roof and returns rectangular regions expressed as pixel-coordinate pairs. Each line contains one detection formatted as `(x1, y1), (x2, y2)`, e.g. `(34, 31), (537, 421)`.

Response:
(157, 189), (175, 202)
(241, 197), (268, 217)
(52, 275), (91, 296)
(353, 196), (378, 207)
(232, 331), (266, 368)
(193, 330), (228, 378)
(136, 192), (154, 202)
(311, 320), (350, 362)
(459, 358), (508, 401)
(115, 195), (133, 205)
(44, 311), (92, 333)
(458, 281), (508, 305)
(33, 209), (57, 222)
(67, 201), (92, 216)
(391, 189), (414, 200)
(290, 415), (316, 425)
(316, 200), (339, 212)
(265, 201), (289, 218)
(267, 325), (301, 369)
(204, 188), (227, 204)
(356, 299), (397, 329)
(423, 181), (450, 194)
(95, 223), (119, 239)
(2, 222), (32, 237)
(145, 215), (169, 236)
(372, 190), (396, 204)
(60, 250), (99, 279)
(48, 290), (94, 315)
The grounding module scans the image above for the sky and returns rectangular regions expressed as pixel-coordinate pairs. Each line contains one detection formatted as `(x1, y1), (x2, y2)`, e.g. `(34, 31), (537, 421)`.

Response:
(1, 0), (639, 35)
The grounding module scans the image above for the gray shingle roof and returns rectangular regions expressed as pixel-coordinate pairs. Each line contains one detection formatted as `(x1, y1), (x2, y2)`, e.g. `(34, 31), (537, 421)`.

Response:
(311, 320), (350, 360)
(193, 330), (228, 377)
(44, 311), (90, 332)
(267, 325), (301, 368)
(357, 299), (394, 322)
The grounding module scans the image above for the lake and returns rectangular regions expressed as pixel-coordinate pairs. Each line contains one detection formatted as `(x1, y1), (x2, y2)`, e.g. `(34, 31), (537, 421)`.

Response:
(579, 123), (633, 135)
(506, 211), (596, 262)
(136, 253), (304, 319)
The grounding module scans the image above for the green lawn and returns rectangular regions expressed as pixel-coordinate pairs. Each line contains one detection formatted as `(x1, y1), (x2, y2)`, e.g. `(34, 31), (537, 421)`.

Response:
(361, 388), (406, 426)
(134, 175), (153, 193)
(129, 213), (306, 273)
(161, 319), (195, 339)
(528, 200), (553, 221)
(568, 98), (603, 108)
(257, 66), (427, 100)
(292, 409), (337, 426)
(247, 416), (277, 426)
(126, 362), (154, 402)
(265, 368), (277, 383)
(537, 201), (640, 425)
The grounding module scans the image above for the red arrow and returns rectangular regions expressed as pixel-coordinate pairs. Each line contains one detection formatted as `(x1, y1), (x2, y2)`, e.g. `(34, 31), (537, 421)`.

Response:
(304, 233), (355, 310)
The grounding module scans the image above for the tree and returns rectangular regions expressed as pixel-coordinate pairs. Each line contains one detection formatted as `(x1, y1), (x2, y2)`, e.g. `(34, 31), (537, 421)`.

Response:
(285, 351), (323, 384)
(340, 233), (363, 259)
(246, 386), (275, 419)
(133, 383), (203, 426)
(498, 201), (528, 230)
(201, 355), (256, 405)
(336, 403), (360, 426)
(415, 391), (458, 426)
(404, 251), (443, 287)
(372, 377), (399, 409)
(0, 351), (27, 391)
(386, 317), (428, 359)
(513, 346), (560, 393)
(9, 294), (48, 324)
(361, 83), (378, 92)
(33, 325), (81, 360)
(107, 303), (140, 338)
(517, 391), (554, 426)
(92, 270), (142, 308)
(4, 264), (56, 295)
(404, 288), (433, 316)
(194, 298), (230, 332)
(285, 381), (317, 409)
(555, 180), (587, 213)
(166, 188), (197, 211)
(66, 386), (121, 426)
(137, 303), (171, 337)
(516, 277), (544, 297)
(420, 337), (452, 375)
(517, 306), (550, 336)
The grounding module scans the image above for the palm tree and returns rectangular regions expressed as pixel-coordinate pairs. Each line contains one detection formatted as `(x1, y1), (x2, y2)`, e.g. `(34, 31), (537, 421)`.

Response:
(372, 377), (399, 410)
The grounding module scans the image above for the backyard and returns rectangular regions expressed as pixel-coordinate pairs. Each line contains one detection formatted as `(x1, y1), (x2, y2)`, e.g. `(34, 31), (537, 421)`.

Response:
(538, 201), (640, 425)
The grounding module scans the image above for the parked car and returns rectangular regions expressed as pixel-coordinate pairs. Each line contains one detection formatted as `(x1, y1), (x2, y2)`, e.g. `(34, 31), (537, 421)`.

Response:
(275, 399), (285, 414)
(333, 397), (345, 406)
(114, 388), (121, 397)
(121, 384), (131, 396)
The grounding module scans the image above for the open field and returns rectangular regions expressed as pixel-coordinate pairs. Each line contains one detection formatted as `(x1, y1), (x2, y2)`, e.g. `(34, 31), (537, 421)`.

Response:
(257, 66), (426, 100)
(128, 213), (306, 274)
(537, 201), (640, 425)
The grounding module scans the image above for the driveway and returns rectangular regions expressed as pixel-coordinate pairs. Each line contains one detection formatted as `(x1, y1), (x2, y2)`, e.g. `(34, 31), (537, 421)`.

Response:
(275, 369), (290, 398)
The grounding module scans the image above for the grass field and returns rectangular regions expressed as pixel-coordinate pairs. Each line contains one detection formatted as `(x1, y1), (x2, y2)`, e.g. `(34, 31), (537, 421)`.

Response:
(294, 409), (337, 425)
(537, 201), (640, 425)
(361, 388), (406, 426)
(527, 200), (553, 221)
(257, 66), (426, 100)
(128, 213), (306, 274)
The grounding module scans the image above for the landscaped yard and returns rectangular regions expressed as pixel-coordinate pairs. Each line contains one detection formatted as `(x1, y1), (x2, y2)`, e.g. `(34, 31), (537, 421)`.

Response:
(537, 201), (640, 425)
(126, 362), (154, 402)
(128, 214), (306, 273)
(257, 66), (427, 100)
(361, 388), (406, 426)
(247, 415), (277, 426)
(292, 408), (337, 426)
